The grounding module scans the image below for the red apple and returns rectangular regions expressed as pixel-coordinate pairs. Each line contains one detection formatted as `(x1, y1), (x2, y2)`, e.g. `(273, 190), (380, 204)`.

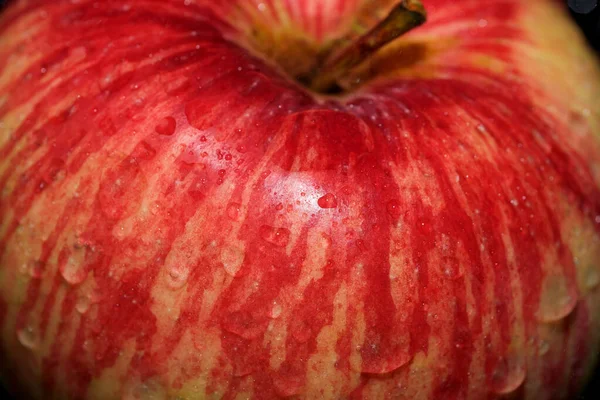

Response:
(1, 0), (599, 398)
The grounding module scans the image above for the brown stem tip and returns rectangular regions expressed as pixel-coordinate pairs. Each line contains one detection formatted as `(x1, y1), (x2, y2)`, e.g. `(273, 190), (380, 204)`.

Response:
(307, 0), (427, 94)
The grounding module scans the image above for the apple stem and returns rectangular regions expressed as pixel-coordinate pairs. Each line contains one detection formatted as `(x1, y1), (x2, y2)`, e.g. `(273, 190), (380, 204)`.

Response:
(305, 0), (427, 94)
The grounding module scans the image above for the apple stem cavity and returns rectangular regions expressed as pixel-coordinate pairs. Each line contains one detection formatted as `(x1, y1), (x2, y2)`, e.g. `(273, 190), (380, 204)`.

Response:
(304, 0), (427, 94)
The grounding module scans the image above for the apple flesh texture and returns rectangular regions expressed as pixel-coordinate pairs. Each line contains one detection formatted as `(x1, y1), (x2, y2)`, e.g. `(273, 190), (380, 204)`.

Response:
(1, 0), (600, 399)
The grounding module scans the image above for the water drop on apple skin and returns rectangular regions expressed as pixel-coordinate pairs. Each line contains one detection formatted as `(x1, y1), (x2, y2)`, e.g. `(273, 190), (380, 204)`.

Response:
(386, 199), (402, 219)
(488, 353), (526, 394)
(227, 202), (242, 221)
(154, 116), (177, 136)
(260, 225), (291, 247)
(165, 265), (190, 290)
(60, 259), (88, 285)
(75, 295), (91, 314)
(17, 326), (39, 350)
(125, 378), (166, 400)
(536, 273), (578, 322)
(317, 193), (338, 209)
(270, 301), (282, 318)
(221, 246), (244, 277)
(585, 266), (600, 290)
(27, 260), (45, 279)
(442, 261), (463, 279)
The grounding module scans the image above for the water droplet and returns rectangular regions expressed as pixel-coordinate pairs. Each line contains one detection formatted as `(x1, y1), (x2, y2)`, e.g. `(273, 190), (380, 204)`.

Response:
(76, 295), (91, 314)
(227, 202), (241, 221)
(291, 319), (312, 343)
(165, 265), (190, 290)
(539, 340), (549, 355)
(154, 116), (176, 136)
(319, 233), (332, 249)
(359, 334), (412, 374)
(585, 266), (600, 290)
(223, 310), (265, 339)
(489, 352), (526, 394)
(221, 246), (244, 276)
(124, 378), (166, 400)
(443, 261), (462, 279)
(317, 193), (338, 209)
(386, 199), (402, 219)
(568, 110), (589, 137)
(28, 260), (45, 279)
(476, 124), (487, 133)
(86, 287), (104, 304)
(275, 202), (284, 211)
(99, 73), (114, 90)
(17, 325), (39, 350)
(183, 137), (208, 158)
(537, 273), (578, 322)
(137, 380), (165, 400)
(510, 199), (519, 207)
(60, 257), (88, 285)
(270, 301), (282, 318)
(260, 225), (291, 247)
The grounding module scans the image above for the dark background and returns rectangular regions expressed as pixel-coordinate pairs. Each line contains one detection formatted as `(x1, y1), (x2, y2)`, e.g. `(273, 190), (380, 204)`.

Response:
(0, 0), (599, 399)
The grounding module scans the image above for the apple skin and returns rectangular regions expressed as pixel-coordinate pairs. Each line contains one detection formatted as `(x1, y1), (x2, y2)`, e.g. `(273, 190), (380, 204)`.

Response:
(0, 0), (600, 399)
